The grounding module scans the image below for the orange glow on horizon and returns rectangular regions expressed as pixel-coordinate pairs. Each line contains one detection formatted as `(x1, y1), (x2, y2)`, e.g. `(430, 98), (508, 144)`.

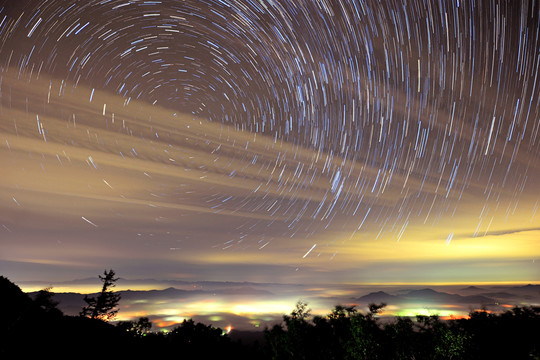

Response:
(441, 315), (469, 320)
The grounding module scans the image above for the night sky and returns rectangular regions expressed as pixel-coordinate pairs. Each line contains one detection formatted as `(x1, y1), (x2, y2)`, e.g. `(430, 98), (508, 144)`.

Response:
(1, 0), (539, 287)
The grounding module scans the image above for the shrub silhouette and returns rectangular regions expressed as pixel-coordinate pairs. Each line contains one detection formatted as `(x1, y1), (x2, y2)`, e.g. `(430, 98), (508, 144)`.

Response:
(116, 316), (152, 337)
(33, 287), (63, 317)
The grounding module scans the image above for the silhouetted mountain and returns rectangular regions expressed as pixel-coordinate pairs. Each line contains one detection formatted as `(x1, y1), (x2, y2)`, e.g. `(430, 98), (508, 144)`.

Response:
(516, 284), (540, 289)
(357, 291), (398, 303)
(512, 284), (540, 294)
(461, 286), (483, 291)
(357, 288), (495, 306)
(504, 285), (540, 300)
(21, 278), (539, 333)
(480, 292), (519, 299)
(403, 288), (494, 304)
(214, 286), (274, 296)
(120, 287), (199, 299)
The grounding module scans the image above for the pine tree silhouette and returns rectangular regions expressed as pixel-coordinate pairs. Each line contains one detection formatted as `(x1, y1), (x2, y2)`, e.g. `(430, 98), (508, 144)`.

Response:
(80, 269), (121, 321)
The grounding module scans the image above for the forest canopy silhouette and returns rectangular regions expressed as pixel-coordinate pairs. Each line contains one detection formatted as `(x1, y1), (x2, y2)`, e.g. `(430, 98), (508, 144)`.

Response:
(1, 274), (540, 359)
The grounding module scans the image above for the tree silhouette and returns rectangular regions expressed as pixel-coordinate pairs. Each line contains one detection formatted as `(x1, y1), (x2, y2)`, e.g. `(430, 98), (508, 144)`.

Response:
(116, 317), (152, 337)
(33, 287), (63, 317)
(289, 300), (311, 321)
(346, 303), (387, 360)
(80, 269), (121, 321)
(1, 274), (539, 360)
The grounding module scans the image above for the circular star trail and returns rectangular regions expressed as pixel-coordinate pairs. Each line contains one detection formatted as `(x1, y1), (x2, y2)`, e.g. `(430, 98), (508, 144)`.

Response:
(1, 0), (539, 274)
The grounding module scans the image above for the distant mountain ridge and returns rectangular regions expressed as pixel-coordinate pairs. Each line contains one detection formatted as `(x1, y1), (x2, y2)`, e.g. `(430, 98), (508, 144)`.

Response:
(22, 281), (540, 326)
(357, 288), (495, 305)
(27, 285), (276, 316)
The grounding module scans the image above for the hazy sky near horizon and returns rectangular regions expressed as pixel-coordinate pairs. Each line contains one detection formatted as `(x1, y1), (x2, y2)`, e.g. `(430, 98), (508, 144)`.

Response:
(1, 0), (539, 286)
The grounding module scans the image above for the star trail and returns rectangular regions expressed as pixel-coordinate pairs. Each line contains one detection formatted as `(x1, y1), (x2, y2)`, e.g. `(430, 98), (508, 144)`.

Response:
(1, 0), (539, 285)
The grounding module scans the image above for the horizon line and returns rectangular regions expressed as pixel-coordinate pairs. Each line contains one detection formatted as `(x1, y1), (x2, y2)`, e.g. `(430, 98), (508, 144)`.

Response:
(15, 278), (540, 294)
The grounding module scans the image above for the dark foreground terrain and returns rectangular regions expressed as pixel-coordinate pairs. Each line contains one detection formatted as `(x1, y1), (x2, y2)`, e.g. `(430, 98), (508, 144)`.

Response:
(2, 276), (539, 359)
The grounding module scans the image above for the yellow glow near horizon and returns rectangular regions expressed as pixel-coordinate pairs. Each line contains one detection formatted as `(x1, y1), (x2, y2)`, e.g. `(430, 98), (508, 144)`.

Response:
(16, 277), (540, 294)
(395, 308), (467, 318)
(1, 66), (539, 286)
